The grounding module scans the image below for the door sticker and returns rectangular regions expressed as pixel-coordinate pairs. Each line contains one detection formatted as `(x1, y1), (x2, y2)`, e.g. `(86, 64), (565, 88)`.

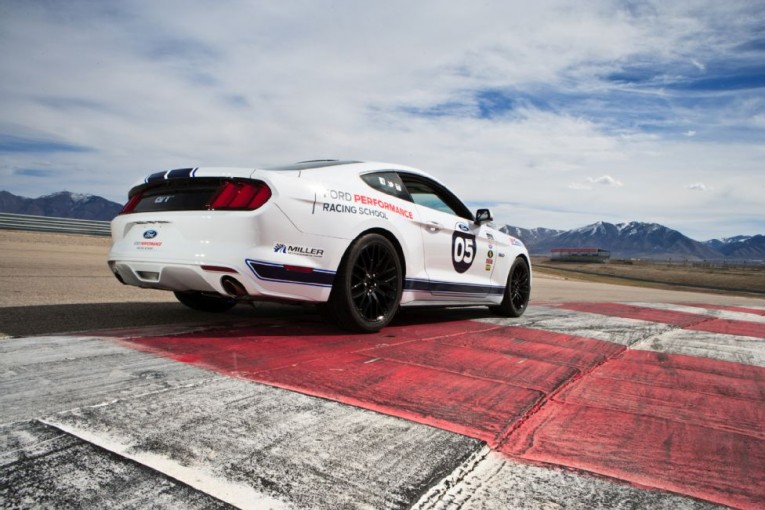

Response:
(452, 231), (476, 273)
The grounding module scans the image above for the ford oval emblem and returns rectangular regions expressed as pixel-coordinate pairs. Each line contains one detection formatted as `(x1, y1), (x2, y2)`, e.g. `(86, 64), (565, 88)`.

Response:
(143, 229), (158, 239)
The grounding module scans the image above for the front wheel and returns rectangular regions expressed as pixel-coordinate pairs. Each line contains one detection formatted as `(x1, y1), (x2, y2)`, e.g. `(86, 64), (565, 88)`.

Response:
(490, 257), (530, 317)
(174, 291), (236, 313)
(324, 233), (403, 333)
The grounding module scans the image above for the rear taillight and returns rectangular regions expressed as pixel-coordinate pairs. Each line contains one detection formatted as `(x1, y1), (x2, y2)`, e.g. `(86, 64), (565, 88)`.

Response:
(119, 192), (143, 214)
(209, 181), (272, 210)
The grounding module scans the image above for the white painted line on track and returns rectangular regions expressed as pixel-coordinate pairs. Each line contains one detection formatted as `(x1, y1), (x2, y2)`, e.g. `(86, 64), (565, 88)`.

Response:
(629, 302), (765, 323)
(40, 419), (290, 510)
(632, 328), (765, 367)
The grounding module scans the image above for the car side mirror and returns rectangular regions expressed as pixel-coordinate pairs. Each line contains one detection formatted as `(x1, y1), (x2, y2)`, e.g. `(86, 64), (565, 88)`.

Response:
(474, 208), (493, 225)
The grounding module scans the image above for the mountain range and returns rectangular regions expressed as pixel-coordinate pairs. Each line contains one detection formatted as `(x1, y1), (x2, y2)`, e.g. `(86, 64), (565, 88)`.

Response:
(0, 190), (122, 221)
(0, 190), (762, 260)
(501, 221), (765, 260)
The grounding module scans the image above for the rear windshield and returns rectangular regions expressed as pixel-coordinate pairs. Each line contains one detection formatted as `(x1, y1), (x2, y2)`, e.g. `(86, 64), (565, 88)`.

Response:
(131, 180), (223, 213)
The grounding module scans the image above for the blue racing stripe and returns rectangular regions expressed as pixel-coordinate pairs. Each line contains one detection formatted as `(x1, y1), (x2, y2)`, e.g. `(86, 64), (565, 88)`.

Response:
(246, 259), (335, 288)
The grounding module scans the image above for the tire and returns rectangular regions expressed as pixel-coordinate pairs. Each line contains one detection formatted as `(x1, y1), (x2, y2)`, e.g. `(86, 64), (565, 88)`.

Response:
(174, 291), (236, 313)
(490, 257), (531, 317)
(324, 233), (403, 333)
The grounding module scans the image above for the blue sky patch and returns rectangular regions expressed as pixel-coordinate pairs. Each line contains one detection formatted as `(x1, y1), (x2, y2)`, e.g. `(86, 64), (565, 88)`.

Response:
(0, 135), (93, 154)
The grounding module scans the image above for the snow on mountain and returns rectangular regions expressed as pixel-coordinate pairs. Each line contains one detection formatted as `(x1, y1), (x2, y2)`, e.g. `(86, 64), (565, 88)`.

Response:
(0, 190), (122, 220)
(706, 235), (765, 259)
(503, 221), (734, 260)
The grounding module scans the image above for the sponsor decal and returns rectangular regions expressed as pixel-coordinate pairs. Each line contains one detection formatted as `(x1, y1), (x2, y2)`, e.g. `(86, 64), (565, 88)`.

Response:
(487, 250), (494, 258)
(498, 252), (506, 257)
(452, 231), (476, 273)
(136, 229), (162, 250)
(457, 222), (470, 233)
(378, 176), (403, 192)
(133, 240), (162, 250)
(485, 264), (492, 271)
(318, 189), (413, 220)
(273, 243), (324, 258)
(509, 237), (524, 247)
(353, 194), (413, 219)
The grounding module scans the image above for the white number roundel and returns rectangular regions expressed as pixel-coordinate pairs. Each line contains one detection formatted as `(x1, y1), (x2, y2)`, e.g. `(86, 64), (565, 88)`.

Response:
(452, 232), (476, 273)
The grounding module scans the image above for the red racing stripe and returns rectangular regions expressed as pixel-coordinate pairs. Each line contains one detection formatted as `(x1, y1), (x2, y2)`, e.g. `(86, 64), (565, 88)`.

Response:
(687, 318), (765, 339)
(366, 339), (578, 393)
(620, 349), (765, 381)
(502, 401), (765, 509)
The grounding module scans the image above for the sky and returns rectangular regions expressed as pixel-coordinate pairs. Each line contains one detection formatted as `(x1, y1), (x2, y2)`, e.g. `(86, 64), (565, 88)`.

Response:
(1, 0), (763, 240)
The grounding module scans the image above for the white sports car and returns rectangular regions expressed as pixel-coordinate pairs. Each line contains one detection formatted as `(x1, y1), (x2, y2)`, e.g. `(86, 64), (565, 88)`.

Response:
(108, 160), (531, 332)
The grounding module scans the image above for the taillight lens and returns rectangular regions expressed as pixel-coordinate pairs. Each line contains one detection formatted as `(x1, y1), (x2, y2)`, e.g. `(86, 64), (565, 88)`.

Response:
(119, 192), (143, 214)
(209, 181), (272, 210)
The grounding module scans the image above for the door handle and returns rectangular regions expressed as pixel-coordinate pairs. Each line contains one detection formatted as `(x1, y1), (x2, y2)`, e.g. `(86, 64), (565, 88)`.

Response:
(426, 221), (442, 233)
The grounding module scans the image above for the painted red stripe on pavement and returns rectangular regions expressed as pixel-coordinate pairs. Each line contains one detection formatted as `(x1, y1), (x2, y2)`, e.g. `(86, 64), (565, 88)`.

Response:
(620, 349), (765, 381)
(502, 402), (764, 510)
(432, 328), (616, 370)
(557, 302), (710, 327)
(557, 377), (765, 439)
(688, 318), (765, 339)
(367, 340), (578, 393)
(121, 319), (615, 442)
(482, 326), (624, 357)
(253, 353), (543, 442)
(592, 358), (765, 402)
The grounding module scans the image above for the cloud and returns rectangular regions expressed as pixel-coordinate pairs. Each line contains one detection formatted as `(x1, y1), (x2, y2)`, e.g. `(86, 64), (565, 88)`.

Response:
(688, 182), (712, 191)
(0, 1), (762, 239)
(569, 175), (623, 190)
(0, 135), (93, 154)
(13, 168), (58, 177)
(589, 175), (624, 187)
(690, 59), (706, 71)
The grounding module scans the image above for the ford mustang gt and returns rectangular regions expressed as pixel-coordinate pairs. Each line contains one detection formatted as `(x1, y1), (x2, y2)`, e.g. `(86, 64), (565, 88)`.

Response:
(108, 160), (531, 332)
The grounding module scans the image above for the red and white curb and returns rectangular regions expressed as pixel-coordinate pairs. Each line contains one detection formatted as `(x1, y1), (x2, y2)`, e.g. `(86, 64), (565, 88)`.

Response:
(2, 302), (763, 509)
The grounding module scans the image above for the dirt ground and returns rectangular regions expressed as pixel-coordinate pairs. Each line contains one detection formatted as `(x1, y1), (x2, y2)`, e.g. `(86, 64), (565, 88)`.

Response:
(2, 229), (765, 308)
(534, 257), (765, 295)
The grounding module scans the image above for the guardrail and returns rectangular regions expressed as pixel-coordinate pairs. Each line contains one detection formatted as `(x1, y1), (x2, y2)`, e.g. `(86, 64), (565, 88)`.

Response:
(0, 213), (111, 237)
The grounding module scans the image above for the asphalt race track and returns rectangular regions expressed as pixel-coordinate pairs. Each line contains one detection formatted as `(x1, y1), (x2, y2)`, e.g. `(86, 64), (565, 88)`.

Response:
(2, 301), (764, 509)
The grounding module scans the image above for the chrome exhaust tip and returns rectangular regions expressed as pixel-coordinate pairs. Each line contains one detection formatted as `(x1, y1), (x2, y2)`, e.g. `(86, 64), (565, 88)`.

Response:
(221, 276), (248, 297)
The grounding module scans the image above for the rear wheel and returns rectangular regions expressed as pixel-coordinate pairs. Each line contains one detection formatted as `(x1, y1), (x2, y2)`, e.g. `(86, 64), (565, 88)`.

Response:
(490, 257), (530, 317)
(174, 291), (236, 313)
(324, 233), (402, 333)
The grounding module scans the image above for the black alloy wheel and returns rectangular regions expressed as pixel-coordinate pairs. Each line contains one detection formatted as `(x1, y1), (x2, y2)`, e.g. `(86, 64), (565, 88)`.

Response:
(490, 257), (531, 317)
(324, 233), (402, 333)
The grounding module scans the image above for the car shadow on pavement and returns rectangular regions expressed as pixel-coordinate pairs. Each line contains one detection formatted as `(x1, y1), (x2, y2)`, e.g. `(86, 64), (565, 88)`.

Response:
(1, 301), (498, 338)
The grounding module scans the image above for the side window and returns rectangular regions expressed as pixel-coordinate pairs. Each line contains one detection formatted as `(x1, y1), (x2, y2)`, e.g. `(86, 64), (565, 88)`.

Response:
(360, 172), (411, 200)
(398, 174), (473, 220)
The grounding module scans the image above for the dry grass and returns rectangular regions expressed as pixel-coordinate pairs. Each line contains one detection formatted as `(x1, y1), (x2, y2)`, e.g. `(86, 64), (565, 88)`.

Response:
(532, 257), (765, 296)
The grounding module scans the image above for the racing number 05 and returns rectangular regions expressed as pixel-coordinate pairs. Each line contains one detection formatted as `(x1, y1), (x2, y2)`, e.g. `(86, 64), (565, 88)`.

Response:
(452, 231), (476, 273)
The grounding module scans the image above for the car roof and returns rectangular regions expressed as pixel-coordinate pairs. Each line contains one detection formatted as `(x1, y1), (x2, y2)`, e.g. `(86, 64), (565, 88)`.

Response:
(130, 160), (444, 192)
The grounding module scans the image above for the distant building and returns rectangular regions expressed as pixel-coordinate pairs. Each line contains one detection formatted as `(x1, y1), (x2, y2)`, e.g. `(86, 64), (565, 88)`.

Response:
(550, 247), (611, 263)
